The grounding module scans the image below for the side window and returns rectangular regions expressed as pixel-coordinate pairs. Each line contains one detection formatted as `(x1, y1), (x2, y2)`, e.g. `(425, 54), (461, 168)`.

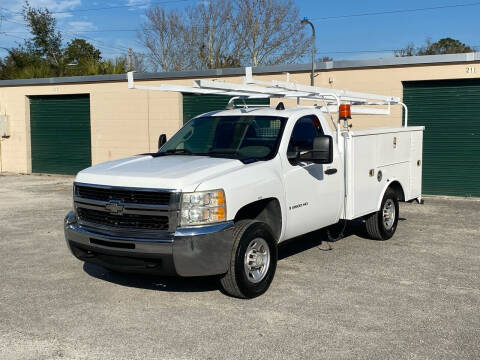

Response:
(287, 115), (324, 158)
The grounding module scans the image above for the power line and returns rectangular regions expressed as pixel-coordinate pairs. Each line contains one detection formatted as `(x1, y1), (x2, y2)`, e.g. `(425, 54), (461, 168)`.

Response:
(0, 18), (131, 55)
(2, 2), (479, 57)
(0, 33), (26, 41)
(4, 29), (475, 57)
(2, 1), (479, 33)
(308, 1), (480, 21)
(0, 0), (192, 16)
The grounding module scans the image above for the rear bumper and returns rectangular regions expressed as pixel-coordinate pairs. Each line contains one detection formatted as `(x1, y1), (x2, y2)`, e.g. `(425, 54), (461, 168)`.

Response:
(64, 211), (234, 277)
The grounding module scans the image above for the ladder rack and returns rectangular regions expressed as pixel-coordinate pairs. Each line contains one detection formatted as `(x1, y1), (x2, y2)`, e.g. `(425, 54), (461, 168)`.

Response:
(127, 67), (408, 125)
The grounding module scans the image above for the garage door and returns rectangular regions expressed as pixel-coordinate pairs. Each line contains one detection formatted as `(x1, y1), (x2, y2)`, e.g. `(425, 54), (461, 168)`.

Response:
(183, 94), (269, 124)
(30, 94), (91, 175)
(403, 79), (480, 197)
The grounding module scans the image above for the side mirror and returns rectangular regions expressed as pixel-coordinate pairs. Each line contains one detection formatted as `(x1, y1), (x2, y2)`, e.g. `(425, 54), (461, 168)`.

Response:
(298, 135), (333, 164)
(158, 134), (167, 150)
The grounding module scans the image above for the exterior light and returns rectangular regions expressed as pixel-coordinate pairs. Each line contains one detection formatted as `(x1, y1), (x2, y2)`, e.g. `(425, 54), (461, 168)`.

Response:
(339, 104), (352, 120)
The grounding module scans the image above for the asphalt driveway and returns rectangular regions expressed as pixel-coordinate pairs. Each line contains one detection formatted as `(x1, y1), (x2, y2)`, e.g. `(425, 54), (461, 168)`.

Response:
(0, 174), (479, 359)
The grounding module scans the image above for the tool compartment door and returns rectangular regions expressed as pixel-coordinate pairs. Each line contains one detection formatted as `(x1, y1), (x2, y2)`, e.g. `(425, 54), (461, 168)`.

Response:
(346, 127), (424, 219)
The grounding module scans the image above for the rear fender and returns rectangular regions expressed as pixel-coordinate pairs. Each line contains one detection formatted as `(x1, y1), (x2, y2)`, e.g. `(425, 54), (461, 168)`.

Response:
(376, 180), (406, 211)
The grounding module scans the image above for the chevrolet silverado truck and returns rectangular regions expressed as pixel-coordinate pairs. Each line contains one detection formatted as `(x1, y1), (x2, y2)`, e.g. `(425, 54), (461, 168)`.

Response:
(64, 71), (424, 298)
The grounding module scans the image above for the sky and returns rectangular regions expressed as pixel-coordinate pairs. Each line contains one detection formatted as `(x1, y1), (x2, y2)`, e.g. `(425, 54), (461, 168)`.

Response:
(0, 0), (479, 66)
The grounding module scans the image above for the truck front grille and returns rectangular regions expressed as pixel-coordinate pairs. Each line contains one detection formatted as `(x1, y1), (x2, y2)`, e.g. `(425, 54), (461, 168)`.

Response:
(73, 183), (178, 235)
(75, 185), (171, 205)
(77, 208), (169, 230)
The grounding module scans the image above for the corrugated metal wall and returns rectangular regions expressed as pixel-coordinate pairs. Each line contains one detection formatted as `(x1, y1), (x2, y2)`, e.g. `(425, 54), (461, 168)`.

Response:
(404, 79), (480, 197)
(30, 94), (91, 175)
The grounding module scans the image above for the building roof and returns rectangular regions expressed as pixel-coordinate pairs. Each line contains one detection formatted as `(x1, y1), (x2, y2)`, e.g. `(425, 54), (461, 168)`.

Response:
(1, 52), (479, 88)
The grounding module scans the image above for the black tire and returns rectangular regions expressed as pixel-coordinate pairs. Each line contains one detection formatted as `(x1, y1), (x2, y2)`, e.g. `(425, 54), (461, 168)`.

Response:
(220, 220), (277, 299)
(365, 188), (399, 240)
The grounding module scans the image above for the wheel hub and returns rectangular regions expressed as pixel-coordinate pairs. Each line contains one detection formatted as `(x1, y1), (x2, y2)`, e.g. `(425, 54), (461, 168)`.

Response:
(244, 238), (270, 284)
(383, 199), (396, 230)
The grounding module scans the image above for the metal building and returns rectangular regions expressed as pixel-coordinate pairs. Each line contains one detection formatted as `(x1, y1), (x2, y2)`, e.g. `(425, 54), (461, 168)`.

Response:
(0, 53), (479, 196)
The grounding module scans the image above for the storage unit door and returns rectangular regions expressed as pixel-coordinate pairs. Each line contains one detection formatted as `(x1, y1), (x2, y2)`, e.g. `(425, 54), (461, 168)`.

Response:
(182, 93), (269, 124)
(30, 94), (91, 175)
(403, 79), (480, 197)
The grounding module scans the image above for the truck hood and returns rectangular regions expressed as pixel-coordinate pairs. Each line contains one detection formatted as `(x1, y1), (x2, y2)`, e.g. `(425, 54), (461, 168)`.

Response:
(75, 155), (244, 191)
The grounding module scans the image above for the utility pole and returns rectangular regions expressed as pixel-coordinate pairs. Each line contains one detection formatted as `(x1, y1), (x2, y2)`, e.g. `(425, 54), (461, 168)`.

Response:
(128, 48), (133, 71)
(300, 18), (316, 86)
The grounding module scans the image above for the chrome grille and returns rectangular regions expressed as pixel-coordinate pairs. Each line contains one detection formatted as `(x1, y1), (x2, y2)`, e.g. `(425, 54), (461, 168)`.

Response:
(73, 183), (178, 236)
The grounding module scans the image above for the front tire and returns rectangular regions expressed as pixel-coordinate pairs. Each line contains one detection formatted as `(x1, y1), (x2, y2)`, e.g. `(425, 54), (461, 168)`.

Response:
(220, 220), (277, 299)
(365, 188), (399, 240)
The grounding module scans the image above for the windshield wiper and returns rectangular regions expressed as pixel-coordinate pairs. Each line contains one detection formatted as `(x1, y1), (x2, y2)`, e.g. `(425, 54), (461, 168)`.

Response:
(149, 148), (192, 157)
(151, 148), (214, 157)
(207, 149), (239, 156)
(165, 148), (192, 155)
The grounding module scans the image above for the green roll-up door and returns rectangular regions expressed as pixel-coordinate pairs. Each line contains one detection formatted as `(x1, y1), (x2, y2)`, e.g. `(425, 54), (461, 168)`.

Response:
(403, 79), (480, 197)
(30, 94), (91, 175)
(182, 93), (269, 124)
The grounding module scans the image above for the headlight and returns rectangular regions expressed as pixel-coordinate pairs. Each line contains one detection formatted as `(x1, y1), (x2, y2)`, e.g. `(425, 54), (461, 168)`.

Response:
(180, 189), (226, 226)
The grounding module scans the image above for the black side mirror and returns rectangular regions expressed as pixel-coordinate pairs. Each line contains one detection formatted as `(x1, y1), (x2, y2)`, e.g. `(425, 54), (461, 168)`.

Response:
(298, 135), (333, 164)
(158, 134), (167, 150)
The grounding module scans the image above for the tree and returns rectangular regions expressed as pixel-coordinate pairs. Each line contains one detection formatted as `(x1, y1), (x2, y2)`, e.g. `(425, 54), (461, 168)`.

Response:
(129, 51), (148, 72)
(395, 38), (474, 57)
(139, 7), (187, 72)
(138, 0), (309, 71)
(0, 49), (55, 79)
(418, 38), (474, 55)
(394, 43), (415, 57)
(22, 1), (62, 66)
(186, 0), (240, 69)
(64, 39), (101, 64)
(0, 2), (127, 79)
(232, 0), (309, 66)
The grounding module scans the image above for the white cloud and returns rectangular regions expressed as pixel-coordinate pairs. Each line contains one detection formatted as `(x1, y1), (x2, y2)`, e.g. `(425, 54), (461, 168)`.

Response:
(0, 0), (83, 49)
(0, 0), (82, 20)
(126, 0), (151, 11)
(68, 21), (97, 32)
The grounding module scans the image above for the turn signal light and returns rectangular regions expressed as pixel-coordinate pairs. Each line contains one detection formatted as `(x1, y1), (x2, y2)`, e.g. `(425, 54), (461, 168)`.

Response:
(339, 104), (352, 119)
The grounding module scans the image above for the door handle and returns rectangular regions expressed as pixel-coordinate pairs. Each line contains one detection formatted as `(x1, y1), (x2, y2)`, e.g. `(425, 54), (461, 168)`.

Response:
(325, 168), (337, 175)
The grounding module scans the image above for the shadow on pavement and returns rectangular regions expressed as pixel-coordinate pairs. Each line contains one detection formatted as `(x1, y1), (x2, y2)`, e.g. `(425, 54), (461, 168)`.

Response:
(83, 218), (388, 292)
(83, 262), (220, 293)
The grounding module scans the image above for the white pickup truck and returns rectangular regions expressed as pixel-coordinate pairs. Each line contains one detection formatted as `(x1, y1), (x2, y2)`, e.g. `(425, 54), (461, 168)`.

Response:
(64, 70), (424, 298)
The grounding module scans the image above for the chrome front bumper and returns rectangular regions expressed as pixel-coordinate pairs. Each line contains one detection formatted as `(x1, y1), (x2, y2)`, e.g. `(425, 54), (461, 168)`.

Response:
(64, 211), (235, 277)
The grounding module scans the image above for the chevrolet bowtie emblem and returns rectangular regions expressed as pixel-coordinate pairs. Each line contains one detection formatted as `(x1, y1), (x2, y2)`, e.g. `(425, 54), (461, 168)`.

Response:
(105, 200), (124, 215)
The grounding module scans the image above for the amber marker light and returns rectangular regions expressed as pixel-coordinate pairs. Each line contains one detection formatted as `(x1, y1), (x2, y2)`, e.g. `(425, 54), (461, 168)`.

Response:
(339, 104), (352, 120)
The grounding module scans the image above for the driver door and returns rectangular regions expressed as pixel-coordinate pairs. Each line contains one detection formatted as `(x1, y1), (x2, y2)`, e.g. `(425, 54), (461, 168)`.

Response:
(283, 115), (343, 240)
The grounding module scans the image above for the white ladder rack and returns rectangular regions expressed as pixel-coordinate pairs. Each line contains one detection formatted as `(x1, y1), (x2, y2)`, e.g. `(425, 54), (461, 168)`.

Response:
(127, 67), (408, 125)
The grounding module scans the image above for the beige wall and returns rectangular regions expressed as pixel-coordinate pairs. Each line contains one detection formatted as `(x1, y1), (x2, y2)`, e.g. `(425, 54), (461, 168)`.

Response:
(0, 82), (183, 173)
(1, 61), (479, 173)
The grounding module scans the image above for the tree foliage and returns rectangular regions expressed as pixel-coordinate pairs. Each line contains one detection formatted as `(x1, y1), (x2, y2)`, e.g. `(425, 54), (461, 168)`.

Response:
(22, 2), (62, 66)
(395, 38), (474, 57)
(139, 0), (309, 71)
(0, 1), (127, 79)
(64, 39), (102, 64)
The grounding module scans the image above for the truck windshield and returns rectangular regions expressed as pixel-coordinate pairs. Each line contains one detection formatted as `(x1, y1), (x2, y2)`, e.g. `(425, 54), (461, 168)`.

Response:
(158, 115), (288, 162)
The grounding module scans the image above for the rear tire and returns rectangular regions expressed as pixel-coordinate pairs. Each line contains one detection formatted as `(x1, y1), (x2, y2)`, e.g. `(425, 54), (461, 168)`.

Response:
(220, 220), (277, 299)
(365, 188), (399, 240)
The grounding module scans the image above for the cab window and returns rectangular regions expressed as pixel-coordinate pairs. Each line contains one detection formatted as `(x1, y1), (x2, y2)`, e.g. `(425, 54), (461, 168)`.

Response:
(287, 115), (324, 162)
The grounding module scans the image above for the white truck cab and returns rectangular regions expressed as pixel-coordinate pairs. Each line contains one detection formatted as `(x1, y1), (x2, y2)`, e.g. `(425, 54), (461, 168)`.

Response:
(64, 70), (424, 298)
